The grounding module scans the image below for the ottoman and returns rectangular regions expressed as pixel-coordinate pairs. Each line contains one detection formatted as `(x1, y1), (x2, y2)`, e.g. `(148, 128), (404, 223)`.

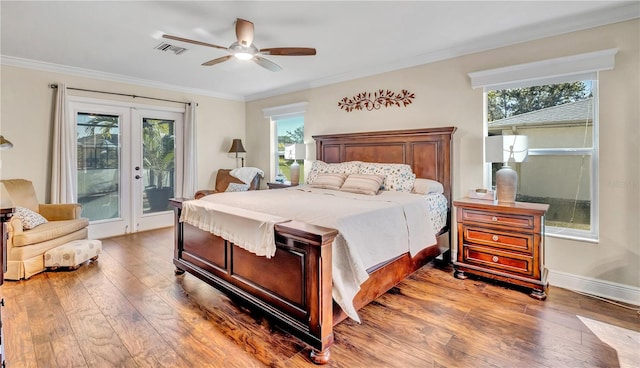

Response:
(45, 239), (102, 271)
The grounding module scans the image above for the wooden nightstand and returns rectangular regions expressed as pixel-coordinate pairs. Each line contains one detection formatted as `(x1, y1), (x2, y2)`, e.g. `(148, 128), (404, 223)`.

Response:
(267, 181), (297, 189)
(453, 198), (549, 300)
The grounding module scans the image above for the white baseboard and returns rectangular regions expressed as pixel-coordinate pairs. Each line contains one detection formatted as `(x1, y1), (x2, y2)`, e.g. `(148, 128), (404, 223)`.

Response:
(548, 269), (640, 306)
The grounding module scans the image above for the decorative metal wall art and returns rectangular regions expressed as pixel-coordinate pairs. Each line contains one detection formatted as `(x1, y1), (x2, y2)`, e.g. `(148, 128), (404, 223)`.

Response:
(338, 89), (415, 112)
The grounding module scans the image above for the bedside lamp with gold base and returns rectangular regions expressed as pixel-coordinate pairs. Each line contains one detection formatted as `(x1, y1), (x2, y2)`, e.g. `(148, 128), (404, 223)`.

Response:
(284, 143), (306, 185)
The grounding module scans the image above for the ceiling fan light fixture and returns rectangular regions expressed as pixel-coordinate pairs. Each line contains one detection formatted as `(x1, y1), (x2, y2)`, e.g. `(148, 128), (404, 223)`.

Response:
(229, 41), (257, 60)
(164, 17), (315, 72)
(234, 52), (254, 60)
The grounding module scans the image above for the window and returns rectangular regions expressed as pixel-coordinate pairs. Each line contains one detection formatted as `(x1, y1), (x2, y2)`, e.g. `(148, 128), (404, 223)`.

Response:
(274, 116), (305, 182)
(469, 48), (618, 241)
(262, 102), (308, 183)
(487, 81), (597, 239)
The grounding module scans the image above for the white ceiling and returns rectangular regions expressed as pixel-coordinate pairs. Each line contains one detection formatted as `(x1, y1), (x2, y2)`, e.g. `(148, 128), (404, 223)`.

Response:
(1, 1), (638, 101)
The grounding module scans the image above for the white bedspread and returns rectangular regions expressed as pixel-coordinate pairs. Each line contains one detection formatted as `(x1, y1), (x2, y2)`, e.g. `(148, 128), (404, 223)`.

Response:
(188, 185), (438, 322)
(180, 201), (289, 258)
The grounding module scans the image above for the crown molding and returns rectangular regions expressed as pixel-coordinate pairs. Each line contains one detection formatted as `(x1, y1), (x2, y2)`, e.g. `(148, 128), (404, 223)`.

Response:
(245, 2), (640, 101)
(0, 55), (245, 102)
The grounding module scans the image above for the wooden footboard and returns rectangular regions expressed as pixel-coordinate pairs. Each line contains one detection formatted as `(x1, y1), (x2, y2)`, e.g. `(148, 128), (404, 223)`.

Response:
(170, 198), (338, 363)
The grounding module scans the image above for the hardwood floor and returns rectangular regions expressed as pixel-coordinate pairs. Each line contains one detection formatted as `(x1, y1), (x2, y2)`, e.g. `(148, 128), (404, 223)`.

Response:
(2, 227), (638, 367)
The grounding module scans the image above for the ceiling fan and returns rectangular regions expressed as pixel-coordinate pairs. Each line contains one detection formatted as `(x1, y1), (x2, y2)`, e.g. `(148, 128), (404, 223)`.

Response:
(163, 18), (316, 72)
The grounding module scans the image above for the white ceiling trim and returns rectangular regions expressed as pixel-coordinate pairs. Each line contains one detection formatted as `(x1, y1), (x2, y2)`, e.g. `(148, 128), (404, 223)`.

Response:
(0, 55), (245, 102)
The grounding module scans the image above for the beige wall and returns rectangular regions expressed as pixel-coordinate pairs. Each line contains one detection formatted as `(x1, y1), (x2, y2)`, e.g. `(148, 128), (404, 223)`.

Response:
(246, 20), (640, 289)
(1, 20), (637, 290)
(0, 66), (246, 199)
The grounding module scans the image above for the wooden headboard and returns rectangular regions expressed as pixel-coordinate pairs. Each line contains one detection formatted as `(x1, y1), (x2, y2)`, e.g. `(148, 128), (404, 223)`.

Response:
(312, 127), (456, 205)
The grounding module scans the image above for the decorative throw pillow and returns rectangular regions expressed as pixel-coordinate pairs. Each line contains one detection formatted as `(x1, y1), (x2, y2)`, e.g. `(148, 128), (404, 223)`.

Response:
(14, 206), (48, 230)
(358, 162), (416, 192)
(309, 173), (347, 190)
(306, 161), (362, 184)
(339, 174), (385, 195)
(412, 178), (444, 195)
(225, 183), (250, 192)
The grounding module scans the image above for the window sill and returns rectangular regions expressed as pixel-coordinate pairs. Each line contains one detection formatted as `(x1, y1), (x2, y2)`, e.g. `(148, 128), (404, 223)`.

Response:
(546, 227), (599, 244)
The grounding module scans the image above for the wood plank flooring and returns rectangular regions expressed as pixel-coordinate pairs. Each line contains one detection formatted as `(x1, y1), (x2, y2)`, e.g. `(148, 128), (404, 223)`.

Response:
(2, 227), (638, 367)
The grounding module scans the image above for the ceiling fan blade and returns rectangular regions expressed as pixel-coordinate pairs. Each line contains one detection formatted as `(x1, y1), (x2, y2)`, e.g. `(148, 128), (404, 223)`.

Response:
(253, 56), (282, 72)
(260, 47), (316, 56)
(163, 34), (228, 51)
(202, 55), (233, 66)
(235, 18), (254, 47)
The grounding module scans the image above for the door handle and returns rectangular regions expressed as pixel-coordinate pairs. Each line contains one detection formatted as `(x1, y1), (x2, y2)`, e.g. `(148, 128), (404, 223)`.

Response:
(135, 175), (141, 179)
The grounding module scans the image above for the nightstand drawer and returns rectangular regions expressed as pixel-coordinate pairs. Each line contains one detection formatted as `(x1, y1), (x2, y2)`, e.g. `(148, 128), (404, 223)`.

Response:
(462, 245), (533, 277)
(463, 227), (533, 253)
(460, 209), (534, 229)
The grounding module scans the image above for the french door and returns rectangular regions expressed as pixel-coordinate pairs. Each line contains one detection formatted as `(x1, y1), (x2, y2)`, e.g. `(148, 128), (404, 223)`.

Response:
(70, 98), (184, 239)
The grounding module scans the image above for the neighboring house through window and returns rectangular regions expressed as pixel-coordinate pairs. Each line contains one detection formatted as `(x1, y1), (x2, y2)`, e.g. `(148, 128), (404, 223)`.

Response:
(469, 49), (618, 242)
(487, 82), (595, 236)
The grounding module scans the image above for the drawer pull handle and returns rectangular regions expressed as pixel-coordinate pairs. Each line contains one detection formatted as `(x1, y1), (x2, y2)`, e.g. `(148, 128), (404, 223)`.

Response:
(492, 256), (499, 263)
(492, 216), (498, 222)
(492, 235), (499, 241)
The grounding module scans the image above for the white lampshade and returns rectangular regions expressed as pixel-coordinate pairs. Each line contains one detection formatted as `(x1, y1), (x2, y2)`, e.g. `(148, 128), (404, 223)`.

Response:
(284, 143), (306, 160)
(485, 135), (528, 204)
(485, 135), (528, 164)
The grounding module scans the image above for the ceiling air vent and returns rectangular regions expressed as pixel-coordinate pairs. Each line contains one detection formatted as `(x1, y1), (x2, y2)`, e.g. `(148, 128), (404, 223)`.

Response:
(154, 42), (187, 55)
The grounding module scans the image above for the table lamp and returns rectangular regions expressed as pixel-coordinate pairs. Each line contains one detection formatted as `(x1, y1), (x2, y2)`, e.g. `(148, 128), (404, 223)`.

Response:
(284, 143), (306, 185)
(485, 135), (528, 203)
(228, 139), (246, 167)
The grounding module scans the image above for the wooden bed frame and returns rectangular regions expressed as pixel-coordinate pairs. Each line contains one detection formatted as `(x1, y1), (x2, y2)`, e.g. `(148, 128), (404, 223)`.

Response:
(170, 127), (456, 364)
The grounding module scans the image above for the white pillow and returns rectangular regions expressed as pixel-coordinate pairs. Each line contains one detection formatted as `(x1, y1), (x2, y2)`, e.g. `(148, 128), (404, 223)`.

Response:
(412, 178), (444, 195)
(339, 174), (384, 195)
(14, 206), (48, 230)
(225, 183), (250, 192)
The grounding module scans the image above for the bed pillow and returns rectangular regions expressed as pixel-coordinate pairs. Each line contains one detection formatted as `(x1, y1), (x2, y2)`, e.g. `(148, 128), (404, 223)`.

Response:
(412, 178), (444, 195)
(225, 183), (250, 192)
(14, 206), (48, 230)
(309, 173), (347, 190)
(306, 160), (362, 184)
(358, 162), (416, 192)
(339, 174), (385, 195)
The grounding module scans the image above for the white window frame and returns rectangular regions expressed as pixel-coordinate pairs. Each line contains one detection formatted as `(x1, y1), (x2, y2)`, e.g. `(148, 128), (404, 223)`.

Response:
(262, 102), (308, 181)
(469, 49), (618, 242)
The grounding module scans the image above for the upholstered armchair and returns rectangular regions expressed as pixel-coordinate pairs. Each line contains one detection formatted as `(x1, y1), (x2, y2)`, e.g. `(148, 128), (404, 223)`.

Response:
(194, 168), (262, 199)
(1, 179), (89, 280)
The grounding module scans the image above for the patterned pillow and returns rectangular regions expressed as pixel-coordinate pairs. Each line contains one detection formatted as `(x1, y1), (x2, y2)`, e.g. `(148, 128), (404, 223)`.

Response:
(225, 183), (250, 192)
(14, 206), (48, 230)
(339, 174), (385, 195)
(358, 162), (416, 192)
(309, 173), (348, 190)
(306, 161), (362, 184)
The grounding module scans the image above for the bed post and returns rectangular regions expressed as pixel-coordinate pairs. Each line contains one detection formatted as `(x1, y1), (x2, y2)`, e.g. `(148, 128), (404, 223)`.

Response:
(274, 221), (336, 364)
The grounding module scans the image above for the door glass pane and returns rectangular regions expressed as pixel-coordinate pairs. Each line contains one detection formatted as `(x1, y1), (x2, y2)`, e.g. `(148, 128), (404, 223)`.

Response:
(509, 155), (592, 231)
(77, 113), (120, 221)
(143, 118), (175, 213)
